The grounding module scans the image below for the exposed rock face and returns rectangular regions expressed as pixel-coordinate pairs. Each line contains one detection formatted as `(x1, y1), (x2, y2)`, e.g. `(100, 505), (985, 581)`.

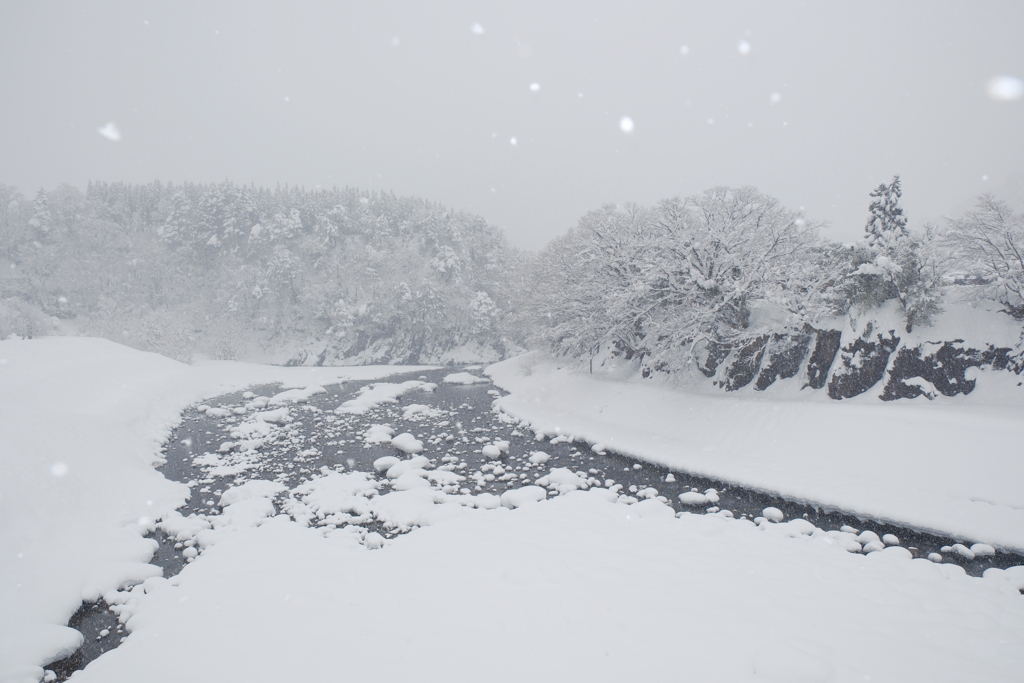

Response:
(756, 332), (814, 391)
(626, 319), (1019, 403)
(879, 342), (1023, 400)
(719, 335), (770, 391)
(804, 329), (842, 390)
(643, 322), (1021, 401)
(827, 331), (901, 400)
(695, 340), (732, 379)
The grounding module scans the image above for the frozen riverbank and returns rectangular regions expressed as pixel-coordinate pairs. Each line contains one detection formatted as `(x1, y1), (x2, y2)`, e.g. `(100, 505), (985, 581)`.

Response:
(487, 353), (1024, 551)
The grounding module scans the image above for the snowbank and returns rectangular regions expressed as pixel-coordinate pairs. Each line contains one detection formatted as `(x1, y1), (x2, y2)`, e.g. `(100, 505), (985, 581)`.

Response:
(487, 352), (1024, 550)
(0, 337), (424, 679)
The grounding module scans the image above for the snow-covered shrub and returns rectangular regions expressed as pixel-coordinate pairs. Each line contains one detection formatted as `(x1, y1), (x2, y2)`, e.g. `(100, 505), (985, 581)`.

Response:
(0, 297), (54, 339)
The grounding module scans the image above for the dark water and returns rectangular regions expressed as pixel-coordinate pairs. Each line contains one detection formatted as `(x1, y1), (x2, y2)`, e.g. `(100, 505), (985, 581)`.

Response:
(50, 365), (1024, 680)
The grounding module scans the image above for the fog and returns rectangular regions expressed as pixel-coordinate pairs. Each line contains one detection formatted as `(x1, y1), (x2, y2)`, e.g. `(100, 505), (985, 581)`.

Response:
(2, 0), (1022, 249)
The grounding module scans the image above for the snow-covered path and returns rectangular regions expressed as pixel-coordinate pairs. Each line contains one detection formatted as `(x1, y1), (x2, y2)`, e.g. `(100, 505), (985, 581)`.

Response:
(2, 338), (1024, 683)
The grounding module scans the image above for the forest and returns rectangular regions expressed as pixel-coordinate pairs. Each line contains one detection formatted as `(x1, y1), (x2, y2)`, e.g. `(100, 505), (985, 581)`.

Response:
(1, 177), (1022, 382)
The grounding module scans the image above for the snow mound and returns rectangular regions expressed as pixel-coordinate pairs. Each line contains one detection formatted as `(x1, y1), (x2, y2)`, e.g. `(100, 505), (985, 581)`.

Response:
(386, 456), (430, 478)
(391, 433), (424, 454)
(500, 486), (547, 508)
(402, 403), (444, 421)
(443, 372), (489, 385)
(291, 471), (379, 519)
(632, 498), (675, 518)
(392, 470), (431, 490)
(206, 497), (276, 535)
(369, 488), (469, 530)
(157, 510), (212, 541)
(528, 451), (550, 465)
(536, 468), (588, 493)
(373, 456), (401, 472)
(219, 479), (285, 506)
(269, 385), (326, 405)
(254, 407), (290, 424)
(678, 491), (709, 506)
(364, 424), (396, 444)
(336, 381), (437, 414)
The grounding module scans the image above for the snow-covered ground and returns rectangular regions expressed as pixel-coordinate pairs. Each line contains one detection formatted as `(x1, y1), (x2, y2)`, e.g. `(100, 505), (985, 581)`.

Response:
(2, 337), (1023, 682)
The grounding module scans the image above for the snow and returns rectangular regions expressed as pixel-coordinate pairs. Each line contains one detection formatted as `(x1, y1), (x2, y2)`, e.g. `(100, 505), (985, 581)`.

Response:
(219, 480), (285, 506)
(535, 467), (588, 492)
(335, 380), (437, 414)
(527, 450), (550, 464)
(442, 371), (489, 384)
(0, 337), (430, 679)
(289, 471), (379, 521)
(499, 486), (547, 508)
(385, 455), (430, 478)
(4, 337), (1024, 682)
(363, 424), (396, 445)
(59, 490), (1024, 683)
(401, 403), (443, 421)
(268, 385), (326, 404)
(389, 433), (424, 454)
(487, 353), (1024, 551)
(372, 455), (400, 472)
(679, 491), (710, 506)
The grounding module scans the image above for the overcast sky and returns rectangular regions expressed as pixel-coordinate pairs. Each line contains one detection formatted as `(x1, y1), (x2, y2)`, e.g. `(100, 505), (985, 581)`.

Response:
(2, 1), (1022, 249)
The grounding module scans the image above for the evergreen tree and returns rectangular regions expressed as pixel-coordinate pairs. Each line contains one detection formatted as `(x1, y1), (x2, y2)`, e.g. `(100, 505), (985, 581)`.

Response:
(27, 188), (51, 237)
(865, 176), (907, 247)
(850, 175), (943, 332)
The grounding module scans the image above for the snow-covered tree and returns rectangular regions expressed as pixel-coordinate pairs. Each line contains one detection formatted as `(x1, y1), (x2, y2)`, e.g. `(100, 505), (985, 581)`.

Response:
(848, 176), (943, 331)
(944, 195), (1024, 319)
(27, 189), (51, 237)
(1, 181), (518, 363)
(527, 188), (840, 372)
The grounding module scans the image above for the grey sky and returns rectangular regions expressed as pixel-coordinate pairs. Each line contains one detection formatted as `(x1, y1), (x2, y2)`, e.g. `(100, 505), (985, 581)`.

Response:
(2, 1), (1022, 249)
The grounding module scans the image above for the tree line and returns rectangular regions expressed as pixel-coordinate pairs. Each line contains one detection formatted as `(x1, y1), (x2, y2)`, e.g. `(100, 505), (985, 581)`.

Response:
(1, 177), (1021, 372)
(0, 181), (519, 362)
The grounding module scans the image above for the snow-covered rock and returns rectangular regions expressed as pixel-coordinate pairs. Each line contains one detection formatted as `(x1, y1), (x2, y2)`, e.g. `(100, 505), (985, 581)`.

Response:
(386, 456), (430, 478)
(219, 480), (285, 507)
(390, 433), (424, 454)
(443, 372), (489, 385)
(364, 424), (396, 445)
(500, 486), (547, 508)
(678, 491), (709, 506)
